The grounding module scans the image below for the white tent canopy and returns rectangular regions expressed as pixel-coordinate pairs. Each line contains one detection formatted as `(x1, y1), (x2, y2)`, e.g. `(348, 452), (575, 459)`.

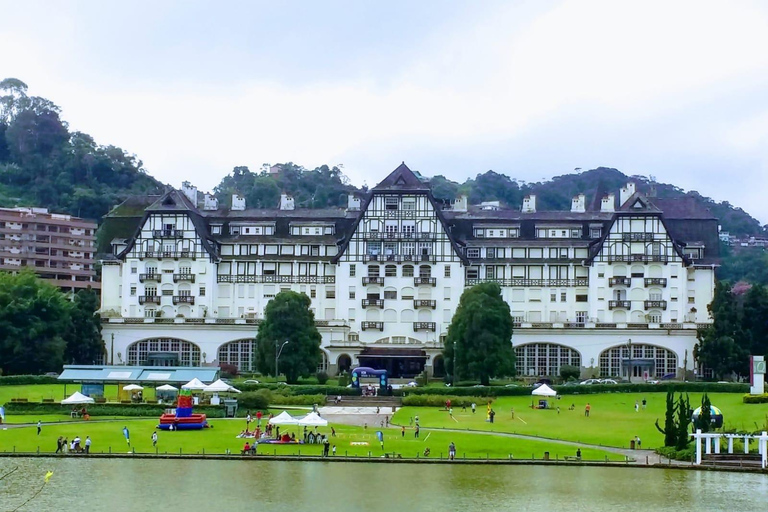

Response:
(155, 384), (178, 391)
(269, 411), (299, 425)
(532, 384), (557, 397)
(181, 378), (208, 390)
(203, 379), (241, 393)
(122, 384), (143, 391)
(298, 412), (328, 427)
(61, 392), (95, 405)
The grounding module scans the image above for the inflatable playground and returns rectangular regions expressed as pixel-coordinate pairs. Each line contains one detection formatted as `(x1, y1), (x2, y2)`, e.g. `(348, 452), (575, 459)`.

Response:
(157, 389), (209, 430)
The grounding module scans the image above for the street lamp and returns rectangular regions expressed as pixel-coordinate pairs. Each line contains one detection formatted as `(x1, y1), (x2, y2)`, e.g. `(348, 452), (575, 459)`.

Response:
(275, 340), (290, 382)
(626, 338), (632, 382)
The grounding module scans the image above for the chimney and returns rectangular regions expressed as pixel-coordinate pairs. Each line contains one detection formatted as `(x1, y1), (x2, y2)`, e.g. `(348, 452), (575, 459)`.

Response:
(181, 181), (198, 205)
(203, 194), (219, 211)
(231, 194), (246, 211)
(571, 194), (586, 213)
(280, 194), (295, 211)
(601, 194), (615, 212)
(522, 195), (536, 213)
(620, 182), (636, 207)
(347, 194), (361, 211)
(453, 195), (468, 212)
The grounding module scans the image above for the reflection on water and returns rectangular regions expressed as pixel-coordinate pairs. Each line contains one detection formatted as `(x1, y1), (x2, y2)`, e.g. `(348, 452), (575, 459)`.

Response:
(1, 458), (767, 512)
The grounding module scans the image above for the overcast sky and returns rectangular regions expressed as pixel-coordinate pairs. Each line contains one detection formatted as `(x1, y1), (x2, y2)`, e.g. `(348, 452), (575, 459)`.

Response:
(2, 1), (768, 223)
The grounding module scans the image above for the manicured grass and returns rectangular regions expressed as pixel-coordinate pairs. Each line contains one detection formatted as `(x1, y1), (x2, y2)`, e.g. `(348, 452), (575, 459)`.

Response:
(394, 392), (768, 449)
(0, 417), (621, 461)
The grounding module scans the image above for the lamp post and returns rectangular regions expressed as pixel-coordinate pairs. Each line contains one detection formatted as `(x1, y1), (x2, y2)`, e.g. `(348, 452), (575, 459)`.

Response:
(275, 340), (290, 382)
(626, 338), (632, 382)
(453, 341), (458, 385)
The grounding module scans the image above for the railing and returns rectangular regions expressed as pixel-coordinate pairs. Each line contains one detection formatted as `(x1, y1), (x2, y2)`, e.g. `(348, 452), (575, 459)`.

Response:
(609, 300), (631, 309)
(361, 321), (384, 331)
(609, 277), (632, 287)
(173, 296), (195, 305)
(414, 299), (436, 309)
(607, 255), (668, 263)
(362, 255), (379, 262)
(173, 273), (195, 283)
(413, 322), (436, 331)
(142, 251), (191, 259)
(464, 278), (589, 287)
(414, 277), (436, 286)
(216, 275), (336, 284)
(362, 299), (384, 308)
(644, 300), (667, 310)
(644, 278), (667, 287)
(362, 277), (384, 285)
(138, 295), (160, 305)
(139, 273), (161, 283)
(622, 233), (654, 242)
(152, 229), (184, 238)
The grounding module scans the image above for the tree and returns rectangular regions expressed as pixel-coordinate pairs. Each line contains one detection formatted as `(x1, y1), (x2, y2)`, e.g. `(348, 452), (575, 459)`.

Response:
(697, 281), (748, 379)
(697, 393), (712, 433)
(559, 365), (580, 381)
(0, 271), (70, 374)
(254, 291), (322, 383)
(743, 284), (768, 357)
(443, 282), (515, 385)
(655, 390), (678, 447)
(64, 288), (105, 364)
(676, 393), (692, 450)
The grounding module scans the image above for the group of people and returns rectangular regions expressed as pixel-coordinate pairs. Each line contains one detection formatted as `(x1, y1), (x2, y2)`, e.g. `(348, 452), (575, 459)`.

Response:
(55, 435), (91, 454)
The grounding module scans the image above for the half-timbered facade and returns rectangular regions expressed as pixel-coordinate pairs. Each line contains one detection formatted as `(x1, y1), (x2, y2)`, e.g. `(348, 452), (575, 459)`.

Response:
(100, 164), (718, 381)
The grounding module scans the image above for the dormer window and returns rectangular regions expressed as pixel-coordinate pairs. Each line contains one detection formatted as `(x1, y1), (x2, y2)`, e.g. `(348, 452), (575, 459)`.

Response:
(211, 226), (221, 235)
(385, 197), (399, 210)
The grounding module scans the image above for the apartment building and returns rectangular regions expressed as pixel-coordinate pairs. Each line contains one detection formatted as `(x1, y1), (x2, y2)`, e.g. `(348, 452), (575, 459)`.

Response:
(99, 164), (718, 381)
(0, 207), (99, 292)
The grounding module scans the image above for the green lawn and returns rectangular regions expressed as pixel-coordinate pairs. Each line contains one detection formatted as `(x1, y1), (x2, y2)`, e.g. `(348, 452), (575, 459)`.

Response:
(394, 392), (768, 449)
(0, 417), (621, 461)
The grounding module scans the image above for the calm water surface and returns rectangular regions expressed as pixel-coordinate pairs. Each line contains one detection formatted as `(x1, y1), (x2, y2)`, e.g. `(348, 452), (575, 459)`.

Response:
(1, 458), (767, 511)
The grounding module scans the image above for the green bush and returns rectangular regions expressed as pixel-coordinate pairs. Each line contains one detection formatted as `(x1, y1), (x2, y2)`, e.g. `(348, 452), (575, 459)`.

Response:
(236, 392), (270, 411)
(742, 393), (768, 404)
(402, 395), (492, 407)
(0, 375), (60, 386)
(315, 372), (329, 385)
(656, 445), (696, 461)
(270, 394), (325, 406)
(1, 402), (227, 418)
(254, 388), (273, 403)
(560, 365), (580, 381)
(337, 372), (350, 387)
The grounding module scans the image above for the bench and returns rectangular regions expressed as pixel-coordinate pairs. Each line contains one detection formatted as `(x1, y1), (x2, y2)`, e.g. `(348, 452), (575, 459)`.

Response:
(94, 397), (107, 404)
(564, 456), (582, 461)
(11, 398), (28, 403)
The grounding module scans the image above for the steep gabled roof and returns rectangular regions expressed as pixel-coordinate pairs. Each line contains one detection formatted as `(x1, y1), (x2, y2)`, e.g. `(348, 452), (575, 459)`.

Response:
(146, 189), (197, 212)
(372, 162), (429, 192)
(618, 192), (661, 214)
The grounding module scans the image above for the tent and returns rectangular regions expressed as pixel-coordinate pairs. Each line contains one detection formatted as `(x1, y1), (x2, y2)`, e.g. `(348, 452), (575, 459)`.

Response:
(122, 384), (144, 391)
(269, 411), (299, 425)
(532, 384), (557, 397)
(298, 412), (328, 427)
(181, 378), (208, 391)
(155, 384), (178, 391)
(61, 392), (95, 405)
(203, 379), (241, 393)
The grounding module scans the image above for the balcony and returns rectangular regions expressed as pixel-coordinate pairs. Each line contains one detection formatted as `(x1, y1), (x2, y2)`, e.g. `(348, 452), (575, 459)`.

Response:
(609, 277), (632, 287)
(414, 299), (436, 309)
(414, 277), (436, 286)
(644, 300), (667, 310)
(362, 299), (384, 308)
(138, 295), (161, 305)
(362, 277), (384, 286)
(143, 251), (190, 259)
(152, 229), (184, 238)
(621, 233), (654, 242)
(608, 300), (631, 310)
(173, 273), (196, 283)
(361, 321), (384, 331)
(173, 296), (195, 305)
(362, 254), (379, 262)
(139, 273), (161, 283)
(413, 322), (436, 332)
(608, 254), (668, 263)
(644, 278), (667, 287)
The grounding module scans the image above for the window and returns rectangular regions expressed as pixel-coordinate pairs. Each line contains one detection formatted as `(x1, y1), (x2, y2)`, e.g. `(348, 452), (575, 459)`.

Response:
(487, 248), (496, 259)
(131, 266), (137, 274)
(444, 266), (451, 278)
(402, 242), (415, 255)
(385, 265), (397, 277)
(385, 197), (399, 210)
(403, 265), (414, 277)
(466, 268), (479, 279)
(144, 308), (156, 318)
(550, 293), (557, 302)
(310, 289), (316, 299)
(199, 287), (206, 296)
(419, 266), (431, 278)
(384, 290), (397, 300)
(576, 294), (588, 302)
(130, 286), (137, 296)
(590, 228), (602, 238)
(211, 226), (221, 235)
(349, 265), (356, 277)
(515, 343), (581, 377)
(576, 311), (587, 323)
(349, 289), (356, 299)
(368, 265), (380, 277)
(326, 288), (335, 299)
(561, 291), (567, 302)
(467, 248), (480, 258)
(146, 286), (157, 296)
(403, 200), (415, 210)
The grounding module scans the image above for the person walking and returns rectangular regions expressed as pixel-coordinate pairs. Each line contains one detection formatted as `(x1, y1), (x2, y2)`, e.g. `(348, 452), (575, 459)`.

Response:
(401, 426), (405, 437)
(471, 402), (476, 414)
(152, 431), (158, 448)
(635, 436), (642, 449)
(448, 442), (456, 460)
(85, 436), (91, 454)
(642, 398), (647, 410)
(585, 403), (591, 417)
(123, 426), (131, 445)
(37, 420), (42, 436)
(332, 444), (336, 456)
(56, 436), (63, 453)
(414, 425), (420, 439)
(634, 400), (639, 413)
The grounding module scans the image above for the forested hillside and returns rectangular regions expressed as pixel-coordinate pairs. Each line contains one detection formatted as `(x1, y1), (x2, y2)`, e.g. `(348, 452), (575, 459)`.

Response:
(0, 78), (163, 221)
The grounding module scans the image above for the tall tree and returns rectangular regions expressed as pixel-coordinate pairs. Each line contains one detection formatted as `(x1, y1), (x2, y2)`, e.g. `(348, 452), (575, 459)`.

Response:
(444, 282), (515, 385)
(696, 393), (712, 433)
(0, 271), (69, 374)
(254, 291), (322, 383)
(64, 288), (105, 364)
(743, 284), (768, 357)
(655, 390), (678, 447)
(676, 393), (692, 450)
(697, 281), (748, 379)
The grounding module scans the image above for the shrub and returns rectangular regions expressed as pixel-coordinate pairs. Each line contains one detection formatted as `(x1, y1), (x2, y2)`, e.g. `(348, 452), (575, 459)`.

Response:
(337, 372), (350, 387)
(219, 363), (239, 379)
(0, 375), (60, 386)
(236, 392), (270, 411)
(402, 395), (491, 407)
(742, 393), (768, 404)
(656, 446), (695, 461)
(316, 371), (329, 385)
(415, 371), (429, 387)
(1, 402), (227, 418)
(560, 365), (580, 381)
(270, 394), (325, 406)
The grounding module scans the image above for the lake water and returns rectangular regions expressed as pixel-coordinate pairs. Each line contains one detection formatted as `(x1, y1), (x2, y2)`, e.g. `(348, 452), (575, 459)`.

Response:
(1, 458), (767, 511)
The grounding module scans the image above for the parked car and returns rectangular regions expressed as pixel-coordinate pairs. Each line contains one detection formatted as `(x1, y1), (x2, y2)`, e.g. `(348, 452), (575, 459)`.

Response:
(647, 379), (660, 385)
(579, 379), (601, 385)
(504, 383), (520, 388)
(243, 379), (260, 384)
(600, 379), (618, 385)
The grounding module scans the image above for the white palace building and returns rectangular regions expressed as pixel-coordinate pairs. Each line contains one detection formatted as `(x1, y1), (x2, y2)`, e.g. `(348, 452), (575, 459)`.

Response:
(99, 164), (718, 381)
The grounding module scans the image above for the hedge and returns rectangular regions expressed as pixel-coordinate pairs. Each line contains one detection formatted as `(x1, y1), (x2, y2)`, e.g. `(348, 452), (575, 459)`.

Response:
(237, 384), (360, 396)
(402, 395), (492, 407)
(0, 375), (60, 386)
(656, 446), (695, 461)
(742, 393), (768, 404)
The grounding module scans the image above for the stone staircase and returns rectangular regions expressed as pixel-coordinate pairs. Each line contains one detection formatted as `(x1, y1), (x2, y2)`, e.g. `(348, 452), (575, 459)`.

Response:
(325, 395), (403, 408)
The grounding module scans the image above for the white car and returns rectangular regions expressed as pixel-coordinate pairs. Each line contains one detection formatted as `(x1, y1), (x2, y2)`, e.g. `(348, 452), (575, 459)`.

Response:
(600, 379), (618, 385)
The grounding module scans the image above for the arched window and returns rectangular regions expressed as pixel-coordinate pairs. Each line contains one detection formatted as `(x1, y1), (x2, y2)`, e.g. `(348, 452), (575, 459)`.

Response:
(127, 338), (201, 367)
(419, 265), (431, 278)
(403, 265), (414, 277)
(514, 343), (581, 378)
(385, 265), (397, 277)
(599, 344), (677, 378)
(367, 265), (380, 277)
(337, 354), (352, 374)
(433, 355), (446, 378)
(218, 339), (256, 372)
